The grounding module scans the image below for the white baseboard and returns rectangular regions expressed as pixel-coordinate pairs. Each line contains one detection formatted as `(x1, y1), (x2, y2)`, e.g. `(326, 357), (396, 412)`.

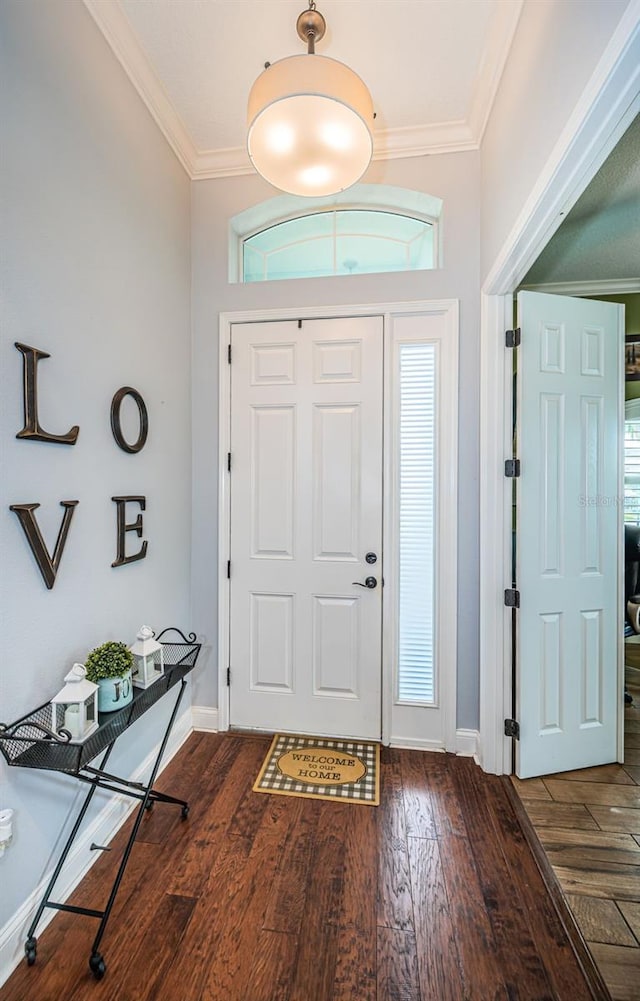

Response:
(0, 707), (193, 989)
(455, 728), (481, 761)
(191, 706), (219, 731)
(389, 729), (480, 760)
(389, 737), (446, 751)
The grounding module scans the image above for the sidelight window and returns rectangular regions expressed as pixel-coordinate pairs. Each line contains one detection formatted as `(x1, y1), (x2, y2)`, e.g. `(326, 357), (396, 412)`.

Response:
(397, 343), (437, 704)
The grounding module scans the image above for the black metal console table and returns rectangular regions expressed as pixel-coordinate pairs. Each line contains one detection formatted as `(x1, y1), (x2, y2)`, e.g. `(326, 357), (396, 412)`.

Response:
(0, 627), (201, 981)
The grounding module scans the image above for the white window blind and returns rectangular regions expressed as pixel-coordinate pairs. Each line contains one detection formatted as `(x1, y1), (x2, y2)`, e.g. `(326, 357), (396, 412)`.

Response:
(397, 343), (436, 704)
(625, 419), (640, 525)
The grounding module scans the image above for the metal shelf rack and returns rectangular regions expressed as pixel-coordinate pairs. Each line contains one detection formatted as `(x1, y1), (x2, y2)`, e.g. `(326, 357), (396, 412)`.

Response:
(0, 627), (201, 981)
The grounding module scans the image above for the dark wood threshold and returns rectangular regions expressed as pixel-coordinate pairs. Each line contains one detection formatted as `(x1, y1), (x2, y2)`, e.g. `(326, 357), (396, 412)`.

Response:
(227, 726), (276, 740)
(503, 776), (612, 1001)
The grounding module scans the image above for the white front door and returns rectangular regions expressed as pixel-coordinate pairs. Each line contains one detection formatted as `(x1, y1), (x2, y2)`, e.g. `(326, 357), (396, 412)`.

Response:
(229, 316), (383, 740)
(517, 291), (624, 778)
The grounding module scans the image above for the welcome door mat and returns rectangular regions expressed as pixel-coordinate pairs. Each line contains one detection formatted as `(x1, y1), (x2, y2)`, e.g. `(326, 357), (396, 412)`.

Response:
(253, 733), (380, 806)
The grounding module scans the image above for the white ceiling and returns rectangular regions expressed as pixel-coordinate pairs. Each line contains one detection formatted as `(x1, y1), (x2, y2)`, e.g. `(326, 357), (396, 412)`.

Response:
(84, 0), (524, 179)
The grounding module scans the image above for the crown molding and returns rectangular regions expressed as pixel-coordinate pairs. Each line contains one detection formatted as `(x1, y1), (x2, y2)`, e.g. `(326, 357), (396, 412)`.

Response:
(84, 0), (508, 183)
(83, 0), (198, 175)
(191, 120), (479, 180)
(468, 0), (524, 142)
(191, 145), (253, 180)
(372, 121), (479, 160)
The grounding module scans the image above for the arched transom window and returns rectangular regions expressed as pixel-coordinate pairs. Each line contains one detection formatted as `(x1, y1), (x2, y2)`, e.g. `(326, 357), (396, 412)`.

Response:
(229, 185), (442, 284)
(243, 209), (435, 282)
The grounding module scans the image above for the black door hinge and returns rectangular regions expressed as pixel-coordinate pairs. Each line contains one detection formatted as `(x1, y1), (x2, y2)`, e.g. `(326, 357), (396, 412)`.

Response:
(505, 458), (521, 478)
(504, 718), (520, 739)
(227, 344), (232, 364)
(227, 452), (231, 472)
(504, 588), (520, 608)
(226, 560), (231, 579)
(506, 327), (521, 348)
(226, 667), (231, 686)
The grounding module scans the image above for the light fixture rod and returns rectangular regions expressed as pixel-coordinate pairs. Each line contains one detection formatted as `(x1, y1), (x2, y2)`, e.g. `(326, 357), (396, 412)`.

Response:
(296, 2), (326, 55)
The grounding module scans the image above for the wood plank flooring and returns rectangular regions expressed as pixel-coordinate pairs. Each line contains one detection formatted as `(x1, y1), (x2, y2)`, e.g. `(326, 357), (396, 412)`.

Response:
(514, 670), (640, 1001)
(2, 736), (598, 1001)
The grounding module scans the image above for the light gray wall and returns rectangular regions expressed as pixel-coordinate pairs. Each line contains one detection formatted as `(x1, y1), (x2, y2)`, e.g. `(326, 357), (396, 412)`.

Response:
(190, 152), (481, 730)
(0, 0), (191, 929)
(481, 0), (633, 282)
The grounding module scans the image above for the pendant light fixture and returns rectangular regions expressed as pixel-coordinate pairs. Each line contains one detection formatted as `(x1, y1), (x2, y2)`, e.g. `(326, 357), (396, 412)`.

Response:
(247, 2), (374, 197)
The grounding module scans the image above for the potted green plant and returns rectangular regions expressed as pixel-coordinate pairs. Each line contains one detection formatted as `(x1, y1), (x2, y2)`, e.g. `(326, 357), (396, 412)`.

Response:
(85, 641), (134, 713)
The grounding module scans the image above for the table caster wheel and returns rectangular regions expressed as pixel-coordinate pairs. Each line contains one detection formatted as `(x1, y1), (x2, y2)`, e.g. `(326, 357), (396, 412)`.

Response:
(25, 937), (37, 966)
(145, 800), (154, 811)
(89, 953), (106, 980)
(181, 804), (189, 820)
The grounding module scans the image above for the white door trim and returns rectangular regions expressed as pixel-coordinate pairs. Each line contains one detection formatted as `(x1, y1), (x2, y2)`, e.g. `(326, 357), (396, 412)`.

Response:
(479, 8), (640, 774)
(519, 280), (640, 297)
(479, 290), (515, 776)
(217, 299), (458, 751)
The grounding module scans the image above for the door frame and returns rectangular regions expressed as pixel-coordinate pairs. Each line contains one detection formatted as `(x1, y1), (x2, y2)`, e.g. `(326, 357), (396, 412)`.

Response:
(217, 300), (459, 749)
(479, 15), (640, 774)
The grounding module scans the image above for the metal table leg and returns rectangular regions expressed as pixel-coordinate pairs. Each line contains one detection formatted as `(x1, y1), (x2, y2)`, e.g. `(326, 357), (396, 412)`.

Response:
(23, 678), (189, 980)
(23, 742), (116, 967)
(87, 678), (188, 979)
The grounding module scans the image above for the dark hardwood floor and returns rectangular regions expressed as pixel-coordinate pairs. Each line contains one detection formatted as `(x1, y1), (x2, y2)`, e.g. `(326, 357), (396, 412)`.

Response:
(2, 734), (598, 1001)
(513, 667), (640, 1001)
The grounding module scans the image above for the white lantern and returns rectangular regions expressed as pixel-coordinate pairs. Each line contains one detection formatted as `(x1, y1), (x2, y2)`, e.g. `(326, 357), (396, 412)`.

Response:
(51, 664), (99, 742)
(130, 626), (164, 689)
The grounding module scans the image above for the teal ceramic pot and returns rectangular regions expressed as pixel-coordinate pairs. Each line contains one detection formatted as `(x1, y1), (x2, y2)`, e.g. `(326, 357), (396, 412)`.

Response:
(97, 670), (133, 713)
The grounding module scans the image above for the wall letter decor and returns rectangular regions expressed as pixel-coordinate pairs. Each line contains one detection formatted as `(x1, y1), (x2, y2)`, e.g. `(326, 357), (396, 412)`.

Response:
(15, 342), (80, 445)
(11, 350), (154, 584)
(10, 501), (79, 589)
(110, 387), (148, 454)
(112, 496), (148, 567)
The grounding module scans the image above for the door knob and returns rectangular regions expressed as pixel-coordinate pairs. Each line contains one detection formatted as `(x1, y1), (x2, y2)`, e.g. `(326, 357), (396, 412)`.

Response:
(352, 576), (377, 589)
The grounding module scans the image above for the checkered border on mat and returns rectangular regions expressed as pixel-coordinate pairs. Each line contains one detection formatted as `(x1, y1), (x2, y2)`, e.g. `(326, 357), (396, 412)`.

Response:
(253, 733), (380, 806)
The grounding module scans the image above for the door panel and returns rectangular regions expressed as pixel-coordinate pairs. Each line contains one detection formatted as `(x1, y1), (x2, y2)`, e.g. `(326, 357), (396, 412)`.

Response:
(312, 404), (360, 560)
(251, 407), (295, 558)
(230, 316), (383, 740)
(250, 592), (294, 691)
(517, 291), (623, 778)
(312, 595), (360, 696)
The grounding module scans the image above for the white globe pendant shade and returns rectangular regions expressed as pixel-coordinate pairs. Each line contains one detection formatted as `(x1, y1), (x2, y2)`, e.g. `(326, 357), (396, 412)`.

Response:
(247, 53), (374, 197)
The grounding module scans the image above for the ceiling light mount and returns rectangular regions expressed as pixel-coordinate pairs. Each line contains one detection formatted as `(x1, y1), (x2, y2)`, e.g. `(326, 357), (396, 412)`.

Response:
(247, 2), (374, 198)
(296, 2), (326, 54)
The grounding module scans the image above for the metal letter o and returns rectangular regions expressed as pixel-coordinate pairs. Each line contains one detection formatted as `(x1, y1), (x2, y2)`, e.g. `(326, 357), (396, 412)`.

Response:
(110, 387), (148, 454)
